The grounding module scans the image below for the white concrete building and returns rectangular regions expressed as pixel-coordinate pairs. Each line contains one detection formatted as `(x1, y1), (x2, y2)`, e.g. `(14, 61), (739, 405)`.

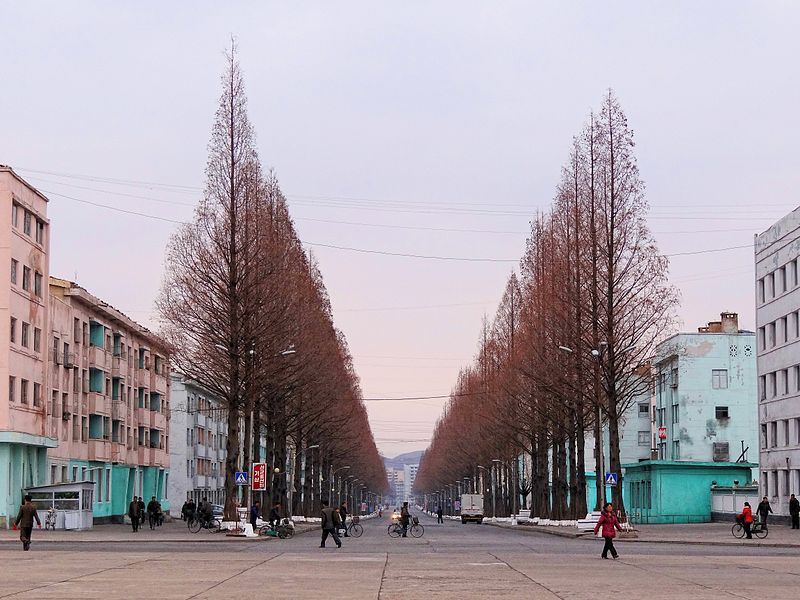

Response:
(756, 210), (800, 518)
(167, 373), (227, 515)
(403, 464), (418, 502)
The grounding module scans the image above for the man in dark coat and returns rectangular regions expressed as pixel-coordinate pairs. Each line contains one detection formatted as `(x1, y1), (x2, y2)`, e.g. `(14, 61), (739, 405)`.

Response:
(320, 501), (341, 548)
(436, 505), (444, 524)
(400, 502), (410, 537)
(790, 494), (800, 530)
(250, 500), (261, 531)
(137, 496), (146, 527)
(757, 496), (773, 530)
(129, 496), (140, 532)
(15, 495), (41, 551)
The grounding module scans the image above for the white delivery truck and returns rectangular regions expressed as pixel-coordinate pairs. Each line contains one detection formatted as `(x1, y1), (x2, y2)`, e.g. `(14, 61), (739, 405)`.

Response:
(460, 494), (484, 524)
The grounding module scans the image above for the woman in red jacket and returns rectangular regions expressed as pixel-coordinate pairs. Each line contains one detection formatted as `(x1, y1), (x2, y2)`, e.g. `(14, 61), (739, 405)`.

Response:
(738, 502), (754, 539)
(594, 502), (623, 559)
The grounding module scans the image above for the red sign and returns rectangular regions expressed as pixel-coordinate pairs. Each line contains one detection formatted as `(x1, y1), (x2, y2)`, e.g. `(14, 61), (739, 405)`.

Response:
(252, 463), (267, 491)
(658, 427), (667, 440)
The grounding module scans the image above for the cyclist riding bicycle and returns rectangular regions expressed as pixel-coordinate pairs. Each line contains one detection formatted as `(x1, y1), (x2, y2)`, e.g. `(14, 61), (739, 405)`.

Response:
(400, 502), (410, 538)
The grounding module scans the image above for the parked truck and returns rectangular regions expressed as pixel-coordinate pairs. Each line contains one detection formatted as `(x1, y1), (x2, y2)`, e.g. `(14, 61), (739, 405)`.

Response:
(460, 494), (484, 524)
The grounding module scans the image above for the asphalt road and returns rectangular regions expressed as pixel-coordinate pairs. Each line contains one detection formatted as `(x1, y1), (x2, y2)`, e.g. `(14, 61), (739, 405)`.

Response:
(2, 511), (799, 599)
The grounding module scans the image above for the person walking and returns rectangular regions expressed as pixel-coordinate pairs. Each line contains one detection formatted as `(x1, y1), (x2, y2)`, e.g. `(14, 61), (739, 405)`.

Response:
(436, 505), (444, 524)
(757, 496), (773, 530)
(320, 501), (342, 548)
(400, 502), (411, 538)
(738, 502), (754, 539)
(250, 500), (261, 532)
(593, 502), (622, 559)
(339, 503), (350, 537)
(128, 496), (140, 532)
(181, 499), (190, 522)
(137, 496), (146, 528)
(147, 496), (160, 530)
(14, 495), (41, 551)
(790, 494), (800, 530)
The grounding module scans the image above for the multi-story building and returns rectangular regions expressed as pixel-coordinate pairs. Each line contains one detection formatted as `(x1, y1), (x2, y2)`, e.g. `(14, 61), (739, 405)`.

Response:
(168, 372), (226, 515)
(0, 166), (54, 527)
(403, 464), (418, 502)
(652, 312), (757, 464)
(45, 278), (171, 522)
(756, 211), (800, 518)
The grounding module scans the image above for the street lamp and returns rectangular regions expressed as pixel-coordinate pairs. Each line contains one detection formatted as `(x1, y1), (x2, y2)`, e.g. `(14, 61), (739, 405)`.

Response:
(329, 465), (350, 505)
(299, 444), (319, 516)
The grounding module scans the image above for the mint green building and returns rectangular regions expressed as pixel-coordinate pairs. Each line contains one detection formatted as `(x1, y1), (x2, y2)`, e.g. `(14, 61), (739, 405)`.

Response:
(624, 460), (756, 523)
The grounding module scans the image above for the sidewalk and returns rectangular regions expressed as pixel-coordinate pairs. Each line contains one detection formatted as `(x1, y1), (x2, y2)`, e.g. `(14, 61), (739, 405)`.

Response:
(490, 519), (800, 548)
(0, 519), (319, 543)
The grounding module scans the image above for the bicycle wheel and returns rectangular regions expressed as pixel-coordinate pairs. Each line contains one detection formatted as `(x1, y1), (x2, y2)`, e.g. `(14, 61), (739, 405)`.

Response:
(350, 523), (363, 538)
(188, 518), (202, 533)
(731, 523), (744, 539)
(207, 518), (221, 532)
(388, 524), (401, 538)
(754, 525), (768, 539)
(410, 523), (424, 538)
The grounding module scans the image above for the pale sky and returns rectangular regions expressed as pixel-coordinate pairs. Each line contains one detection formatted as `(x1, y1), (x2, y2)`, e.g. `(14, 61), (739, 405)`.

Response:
(2, 1), (798, 458)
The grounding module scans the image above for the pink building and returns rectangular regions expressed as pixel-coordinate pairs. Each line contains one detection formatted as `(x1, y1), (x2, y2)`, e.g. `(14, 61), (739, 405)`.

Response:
(0, 166), (170, 526)
(0, 166), (53, 526)
(47, 278), (171, 521)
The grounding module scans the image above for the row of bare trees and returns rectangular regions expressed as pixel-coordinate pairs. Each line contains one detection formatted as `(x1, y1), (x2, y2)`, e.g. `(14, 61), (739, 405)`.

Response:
(416, 91), (678, 520)
(158, 43), (386, 520)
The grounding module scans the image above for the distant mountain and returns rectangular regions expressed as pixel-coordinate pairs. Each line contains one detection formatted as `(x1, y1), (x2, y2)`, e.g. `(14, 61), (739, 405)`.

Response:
(383, 450), (424, 471)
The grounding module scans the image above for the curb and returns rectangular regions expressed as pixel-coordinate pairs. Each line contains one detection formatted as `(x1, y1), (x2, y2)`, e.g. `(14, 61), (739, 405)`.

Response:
(487, 522), (800, 549)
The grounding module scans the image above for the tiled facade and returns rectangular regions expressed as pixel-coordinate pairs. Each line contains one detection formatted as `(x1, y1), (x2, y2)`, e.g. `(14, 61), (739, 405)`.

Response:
(0, 166), (54, 527)
(756, 209), (800, 517)
(46, 279), (171, 522)
(167, 373), (227, 515)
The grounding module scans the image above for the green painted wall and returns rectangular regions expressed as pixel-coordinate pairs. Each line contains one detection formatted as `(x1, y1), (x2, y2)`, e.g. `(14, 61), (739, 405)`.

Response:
(624, 460), (756, 524)
(0, 442), (49, 528)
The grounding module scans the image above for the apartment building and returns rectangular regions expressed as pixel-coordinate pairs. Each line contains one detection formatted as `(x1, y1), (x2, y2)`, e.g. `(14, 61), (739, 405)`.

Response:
(167, 373), (227, 515)
(0, 166), (54, 527)
(403, 464), (418, 502)
(653, 313), (757, 464)
(45, 278), (171, 522)
(755, 210), (800, 518)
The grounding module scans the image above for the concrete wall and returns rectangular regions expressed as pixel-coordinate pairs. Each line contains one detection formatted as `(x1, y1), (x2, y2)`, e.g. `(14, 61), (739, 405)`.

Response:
(756, 210), (800, 516)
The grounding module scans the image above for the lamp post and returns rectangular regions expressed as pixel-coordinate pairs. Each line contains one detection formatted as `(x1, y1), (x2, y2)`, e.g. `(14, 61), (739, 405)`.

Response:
(329, 465), (350, 505)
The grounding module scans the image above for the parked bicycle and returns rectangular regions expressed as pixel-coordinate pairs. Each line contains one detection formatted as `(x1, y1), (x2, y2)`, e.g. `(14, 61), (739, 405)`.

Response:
(259, 518), (295, 539)
(188, 514), (221, 533)
(388, 516), (423, 538)
(732, 519), (768, 539)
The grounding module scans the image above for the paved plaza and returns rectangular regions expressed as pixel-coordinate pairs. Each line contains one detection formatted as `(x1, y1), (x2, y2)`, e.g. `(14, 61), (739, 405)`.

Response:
(2, 512), (800, 599)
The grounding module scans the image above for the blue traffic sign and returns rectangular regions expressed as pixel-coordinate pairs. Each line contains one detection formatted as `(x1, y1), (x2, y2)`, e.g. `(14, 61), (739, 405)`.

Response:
(605, 472), (618, 487)
(235, 471), (248, 486)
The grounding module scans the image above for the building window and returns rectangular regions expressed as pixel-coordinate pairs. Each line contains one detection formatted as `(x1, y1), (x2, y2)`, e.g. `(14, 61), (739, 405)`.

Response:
(770, 422), (778, 448)
(768, 322), (776, 348)
(758, 278), (765, 304)
(21, 322), (29, 348)
(672, 403), (679, 424)
(712, 442), (729, 462)
(35, 219), (44, 245)
(33, 328), (41, 353)
(33, 383), (41, 407)
(11, 203), (18, 227)
(9, 376), (15, 402)
(637, 431), (649, 446)
(34, 272), (42, 298)
(780, 317), (788, 344)
(22, 266), (30, 291)
(20, 379), (29, 404)
(23, 210), (31, 236)
(672, 440), (680, 460)
(783, 369), (791, 395)
(768, 273), (776, 298)
(10, 317), (16, 344)
(715, 406), (729, 419)
(10, 259), (17, 284)
(712, 369), (729, 390)
(761, 423), (768, 449)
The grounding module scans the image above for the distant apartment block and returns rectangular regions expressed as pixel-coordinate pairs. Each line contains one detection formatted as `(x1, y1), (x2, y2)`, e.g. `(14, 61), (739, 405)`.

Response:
(653, 312), (757, 464)
(168, 373), (227, 514)
(756, 211), (800, 518)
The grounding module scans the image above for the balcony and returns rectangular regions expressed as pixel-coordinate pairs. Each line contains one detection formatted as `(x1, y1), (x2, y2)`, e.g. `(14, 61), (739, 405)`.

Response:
(151, 411), (167, 431)
(150, 372), (168, 394)
(111, 401), (125, 420)
(135, 407), (150, 426)
(193, 475), (209, 489)
(87, 392), (108, 415)
(88, 439), (111, 461)
(111, 356), (125, 379)
(135, 369), (149, 389)
(137, 446), (153, 466)
(88, 345), (109, 369)
(63, 352), (76, 369)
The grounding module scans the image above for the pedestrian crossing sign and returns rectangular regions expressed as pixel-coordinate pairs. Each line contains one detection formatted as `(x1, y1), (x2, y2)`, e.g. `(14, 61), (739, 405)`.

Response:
(605, 472), (618, 486)
(235, 471), (248, 486)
